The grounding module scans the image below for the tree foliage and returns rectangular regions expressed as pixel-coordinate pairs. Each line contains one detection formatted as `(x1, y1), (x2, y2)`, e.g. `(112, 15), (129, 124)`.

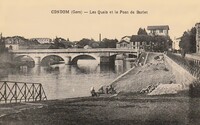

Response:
(0, 38), (6, 53)
(77, 38), (93, 47)
(131, 35), (152, 42)
(179, 27), (196, 57)
(99, 38), (118, 48)
(130, 35), (172, 52)
(137, 28), (148, 35)
(53, 37), (73, 48)
(190, 27), (197, 53)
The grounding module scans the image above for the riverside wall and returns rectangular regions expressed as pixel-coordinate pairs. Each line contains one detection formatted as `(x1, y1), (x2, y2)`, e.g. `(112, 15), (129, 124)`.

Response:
(164, 54), (196, 89)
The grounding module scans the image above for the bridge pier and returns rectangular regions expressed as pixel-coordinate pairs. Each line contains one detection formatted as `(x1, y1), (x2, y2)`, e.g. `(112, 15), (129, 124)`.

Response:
(64, 56), (71, 65)
(34, 57), (41, 65)
(100, 53), (111, 65)
(115, 54), (125, 72)
(100, 56), (110, 65)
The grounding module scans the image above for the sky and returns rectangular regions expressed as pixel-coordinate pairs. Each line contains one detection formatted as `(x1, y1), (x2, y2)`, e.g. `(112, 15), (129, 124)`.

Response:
(0, 0), (200, 41)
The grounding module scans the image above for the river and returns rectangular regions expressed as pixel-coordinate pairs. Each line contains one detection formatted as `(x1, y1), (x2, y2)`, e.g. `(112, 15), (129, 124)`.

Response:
(0, 60), (133, 100)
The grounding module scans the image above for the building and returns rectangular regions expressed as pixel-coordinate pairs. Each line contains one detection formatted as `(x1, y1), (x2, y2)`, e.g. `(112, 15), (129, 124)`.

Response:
(0, 33), (6, 52)
(116, 36), (145, 53)
(116, 36), (132, 49)
(173, 37), (181, 51)
(4, 37), (20, 50)
(195, 23), (200, 53)
(30, 38), (52, 44)
(131, 41), (146, 52)
(147, 25), (169, 36)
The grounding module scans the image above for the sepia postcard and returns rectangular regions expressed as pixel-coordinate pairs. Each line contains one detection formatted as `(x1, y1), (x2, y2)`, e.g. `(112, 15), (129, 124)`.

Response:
(0, 0), (200, 125)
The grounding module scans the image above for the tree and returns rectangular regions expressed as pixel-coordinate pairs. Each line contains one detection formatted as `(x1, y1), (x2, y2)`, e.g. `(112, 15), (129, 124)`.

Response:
(131, 35), (172, 52)
(53, 37), (67, 49)
(179, 27), (196, 57)
(152, 36), (172, 52)
(99, 38), (118, 48)
(137, 28), (148, 35)
(190, 27), (196, 53)
(0, 38), (6, 53)
(77, 38), (93, 48)
(179, 31), (191, 58)
(131, 35), (152, 42)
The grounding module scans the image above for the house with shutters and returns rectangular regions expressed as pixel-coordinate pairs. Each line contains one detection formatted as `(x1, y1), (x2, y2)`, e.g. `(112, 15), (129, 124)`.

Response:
(116, 36), (132, 49)
(147, 25), (169, 36)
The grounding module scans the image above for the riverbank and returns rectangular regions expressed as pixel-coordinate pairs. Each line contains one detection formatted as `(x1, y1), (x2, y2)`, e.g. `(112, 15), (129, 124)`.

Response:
(110, 53), (176, 95)
(0, 52), (194, 125)
(1, 95), (200, 125)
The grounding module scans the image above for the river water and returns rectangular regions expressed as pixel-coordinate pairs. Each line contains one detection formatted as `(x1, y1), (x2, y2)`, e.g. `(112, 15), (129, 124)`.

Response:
(0, 60), (132, 100)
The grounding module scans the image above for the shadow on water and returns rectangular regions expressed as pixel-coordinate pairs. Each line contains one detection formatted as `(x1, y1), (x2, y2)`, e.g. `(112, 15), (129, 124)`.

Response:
(44, 66), (60, 73)
(0, 69), (9, 79)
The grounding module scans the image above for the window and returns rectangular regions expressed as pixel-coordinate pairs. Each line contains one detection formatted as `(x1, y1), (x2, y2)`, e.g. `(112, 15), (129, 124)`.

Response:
(159, 30), (163, 33)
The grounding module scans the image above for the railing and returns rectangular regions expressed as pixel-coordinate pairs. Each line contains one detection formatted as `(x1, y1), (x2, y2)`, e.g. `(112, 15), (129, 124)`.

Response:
(0, 81), (47, 103)
(166, 52), (200, 79)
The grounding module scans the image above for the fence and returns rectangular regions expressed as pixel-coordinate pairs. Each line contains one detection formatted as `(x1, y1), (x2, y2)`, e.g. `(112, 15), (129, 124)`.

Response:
(166, 52), (200, 79)
(0, 81), (47, 103)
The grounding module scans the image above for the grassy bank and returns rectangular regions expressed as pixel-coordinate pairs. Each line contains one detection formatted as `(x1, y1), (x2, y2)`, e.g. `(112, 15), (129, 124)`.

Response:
(0, 95), (199, 125)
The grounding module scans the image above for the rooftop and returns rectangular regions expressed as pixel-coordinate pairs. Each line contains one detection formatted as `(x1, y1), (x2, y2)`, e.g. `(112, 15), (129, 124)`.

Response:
(147, 25), (170, 30)
(118, 40), (130, 44)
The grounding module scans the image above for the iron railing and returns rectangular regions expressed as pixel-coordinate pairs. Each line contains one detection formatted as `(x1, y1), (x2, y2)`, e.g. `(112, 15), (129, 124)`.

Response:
(0, 81), (47, 103)
(166, 52), (200, 79)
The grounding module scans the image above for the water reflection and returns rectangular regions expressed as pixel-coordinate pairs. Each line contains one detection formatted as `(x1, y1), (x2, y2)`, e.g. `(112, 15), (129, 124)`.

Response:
(0, 60), (134, 99)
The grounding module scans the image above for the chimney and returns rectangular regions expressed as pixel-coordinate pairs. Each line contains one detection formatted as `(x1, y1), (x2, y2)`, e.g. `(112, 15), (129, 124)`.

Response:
(99, 33), (101, 42)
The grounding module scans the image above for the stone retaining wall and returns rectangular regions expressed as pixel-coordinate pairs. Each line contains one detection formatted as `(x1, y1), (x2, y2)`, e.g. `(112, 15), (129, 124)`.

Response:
(164, 55), (196, 89)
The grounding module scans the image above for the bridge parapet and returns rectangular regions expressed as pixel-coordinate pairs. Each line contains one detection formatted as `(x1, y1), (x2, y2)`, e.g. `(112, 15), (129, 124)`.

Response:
(11, 49), (137, 54)
(11, 49), (137, 65)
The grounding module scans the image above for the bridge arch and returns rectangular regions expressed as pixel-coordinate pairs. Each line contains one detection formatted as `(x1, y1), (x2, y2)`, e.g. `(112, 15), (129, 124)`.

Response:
(13, 55), (35, 67)
(40, 55), (65, 65)
(71, 54), (100, 65)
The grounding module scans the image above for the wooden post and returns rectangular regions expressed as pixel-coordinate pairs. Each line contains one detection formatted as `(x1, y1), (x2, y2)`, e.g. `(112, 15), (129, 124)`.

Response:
(32, 84), (35, 101)
(4, 82), (7, 103)
(15, 82), (17, 103)
(39, 84), (42, 101)
(24, 83), (27, 102)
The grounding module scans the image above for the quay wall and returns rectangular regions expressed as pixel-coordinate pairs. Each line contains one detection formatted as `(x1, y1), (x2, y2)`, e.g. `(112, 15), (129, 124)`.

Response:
(164, 55), (196, 89)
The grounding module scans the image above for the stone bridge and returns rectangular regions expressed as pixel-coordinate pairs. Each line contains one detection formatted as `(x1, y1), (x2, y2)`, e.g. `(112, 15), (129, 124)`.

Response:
(11, 49), (137, 65)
